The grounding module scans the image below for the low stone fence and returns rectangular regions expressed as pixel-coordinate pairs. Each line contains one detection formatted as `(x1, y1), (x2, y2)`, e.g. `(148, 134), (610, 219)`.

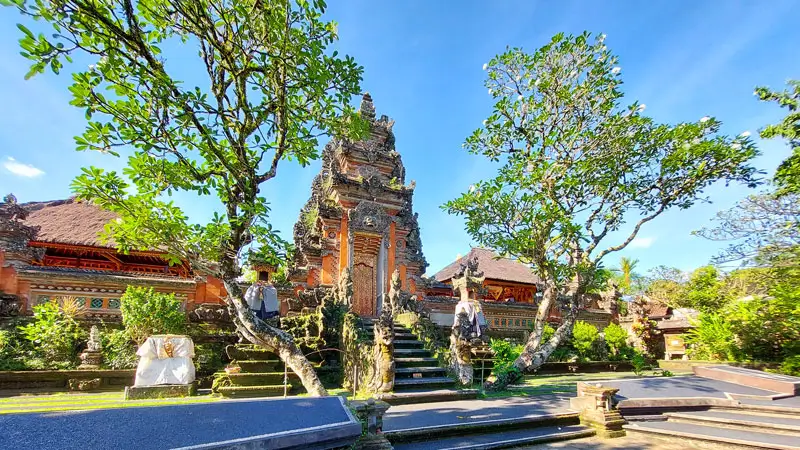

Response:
(531, 361), (634, 375)
(657, 360), (779, 373)
(0, 369), (135, 391)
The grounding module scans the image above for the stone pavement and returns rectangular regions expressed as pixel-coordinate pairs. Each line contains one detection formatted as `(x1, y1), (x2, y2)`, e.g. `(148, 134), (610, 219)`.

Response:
(0, 396), (359, 450)
(383, 393), (573, 431)
(518, 434), (709, 449)
(602, 375), (782, 399)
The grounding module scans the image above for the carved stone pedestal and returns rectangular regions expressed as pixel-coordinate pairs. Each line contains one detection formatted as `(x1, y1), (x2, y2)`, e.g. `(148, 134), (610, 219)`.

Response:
(78, 351), (102, 370)
(351, 399), (393, 449)
(570, 382), (626, 438)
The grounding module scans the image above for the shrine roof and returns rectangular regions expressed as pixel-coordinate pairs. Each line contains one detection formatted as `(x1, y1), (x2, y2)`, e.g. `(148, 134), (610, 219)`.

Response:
(433, 247), (541, 286)
(16, 265), (196, 286)
(20, 197), (118, 248)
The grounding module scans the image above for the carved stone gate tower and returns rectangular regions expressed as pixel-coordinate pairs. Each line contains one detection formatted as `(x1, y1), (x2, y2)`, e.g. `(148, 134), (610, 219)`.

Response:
(289, 94), (427, 316)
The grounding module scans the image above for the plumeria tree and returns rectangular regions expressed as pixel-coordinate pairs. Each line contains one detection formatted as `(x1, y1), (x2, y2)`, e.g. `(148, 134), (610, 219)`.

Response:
(3, 0), (366, 396)
(755, 80), (799, 196)
(444, 32), (760, 387)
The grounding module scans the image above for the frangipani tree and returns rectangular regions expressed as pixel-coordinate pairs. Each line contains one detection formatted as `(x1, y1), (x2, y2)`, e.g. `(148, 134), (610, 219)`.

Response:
(444, 32), (760, 387)
(3, 0), (366, 396)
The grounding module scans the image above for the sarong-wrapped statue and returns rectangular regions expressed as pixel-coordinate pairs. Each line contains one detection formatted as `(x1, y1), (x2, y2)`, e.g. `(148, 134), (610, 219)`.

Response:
(244, 280), (279, 320)
(451, 257), (487, 339)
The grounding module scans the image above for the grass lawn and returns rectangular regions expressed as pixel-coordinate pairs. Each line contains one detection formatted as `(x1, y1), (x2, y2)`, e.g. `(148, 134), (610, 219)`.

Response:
(480, 370), (689, 398)
(0, 391), (221, 414)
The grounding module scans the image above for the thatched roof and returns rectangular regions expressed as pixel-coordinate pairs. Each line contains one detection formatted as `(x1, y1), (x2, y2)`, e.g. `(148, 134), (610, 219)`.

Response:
(433, 247), (541, 286)
(21, 197), (118, 248)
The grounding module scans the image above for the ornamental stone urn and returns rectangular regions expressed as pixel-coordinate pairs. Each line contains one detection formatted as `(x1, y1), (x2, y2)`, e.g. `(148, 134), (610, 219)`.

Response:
(78, 326), (103, 370)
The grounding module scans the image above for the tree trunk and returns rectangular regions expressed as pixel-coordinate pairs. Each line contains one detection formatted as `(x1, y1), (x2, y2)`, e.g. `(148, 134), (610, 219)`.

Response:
(220, 272), (327, 397)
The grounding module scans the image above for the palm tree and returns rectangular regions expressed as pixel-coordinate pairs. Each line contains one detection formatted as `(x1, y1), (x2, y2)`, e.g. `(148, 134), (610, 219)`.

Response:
(618, 257), (639, 291)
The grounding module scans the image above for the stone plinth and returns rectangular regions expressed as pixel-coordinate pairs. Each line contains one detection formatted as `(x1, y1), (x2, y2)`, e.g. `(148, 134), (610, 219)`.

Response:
(124, 383), (196, 400)
(570, 382), (626, 438)
(351, 398), (393, 449)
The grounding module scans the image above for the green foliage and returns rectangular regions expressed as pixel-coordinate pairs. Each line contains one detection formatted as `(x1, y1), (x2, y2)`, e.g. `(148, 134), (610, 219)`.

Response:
(631, 318), (662, 358)
(661, 370), (674, 377)
(120, 286), (186, 345)
(100, 328), (137, 370)
(3, 0), (364, 275)
(541, 323), (555, 342)
(0, 328), (30, 371)
(755, 80), (799, 196)
(603, 323), (628, 356)
(631, 353), (647, 376)
(683, 266), (727, 312)
(779, 355), (800, 377)
(19, 302), (85, 369)
(442, 32), (759, 378)
(490, 339), (524, 375)
(684, 313), (737, 361)
(571, 321), (599, 361)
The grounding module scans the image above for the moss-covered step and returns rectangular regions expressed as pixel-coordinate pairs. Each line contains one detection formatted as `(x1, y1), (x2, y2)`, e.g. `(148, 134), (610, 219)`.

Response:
(235, 360), (282, 372)
(225, 372), (300, 386)
(395, 357), (440, 368)
(216, 384), (291, 398)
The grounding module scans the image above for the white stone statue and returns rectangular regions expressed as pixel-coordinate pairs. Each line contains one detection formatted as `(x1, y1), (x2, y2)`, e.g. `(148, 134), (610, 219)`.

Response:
(134, 335), (195, 386)
(244, 282), (279, 320)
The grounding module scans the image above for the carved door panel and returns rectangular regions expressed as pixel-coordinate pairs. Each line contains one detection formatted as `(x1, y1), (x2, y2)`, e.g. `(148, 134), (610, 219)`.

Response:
(353, 256), (377, 317)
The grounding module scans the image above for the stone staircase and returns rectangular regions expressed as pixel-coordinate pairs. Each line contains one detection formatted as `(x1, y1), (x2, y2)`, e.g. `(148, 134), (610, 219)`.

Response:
(624, 406), (800, 449)
(214, 345), (299, 398)
(362, 318), (479, 405)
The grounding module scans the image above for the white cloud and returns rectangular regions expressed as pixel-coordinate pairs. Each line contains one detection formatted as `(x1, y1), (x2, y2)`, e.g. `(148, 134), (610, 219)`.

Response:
(629, 236), (655, 249)
(3, 157), (45, 178)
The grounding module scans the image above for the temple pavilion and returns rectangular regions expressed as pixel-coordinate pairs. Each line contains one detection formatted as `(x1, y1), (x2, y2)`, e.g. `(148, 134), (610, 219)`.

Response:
(0, 196), (228, 319)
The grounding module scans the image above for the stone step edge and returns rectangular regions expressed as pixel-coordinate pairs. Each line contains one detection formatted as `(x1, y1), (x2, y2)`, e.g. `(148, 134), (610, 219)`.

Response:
(394, 427), (595, 450)
(623, 423), (799, 450)
(667, 412), (800, 434)
(385, 412), (581, 443)
(380, 389), (479, 406)
(394, 377), (455, 385)
(396, 367), (446, 373)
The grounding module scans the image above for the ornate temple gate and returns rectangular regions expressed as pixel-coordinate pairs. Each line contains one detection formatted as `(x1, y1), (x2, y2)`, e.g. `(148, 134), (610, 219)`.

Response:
(351, 233), (383, 317)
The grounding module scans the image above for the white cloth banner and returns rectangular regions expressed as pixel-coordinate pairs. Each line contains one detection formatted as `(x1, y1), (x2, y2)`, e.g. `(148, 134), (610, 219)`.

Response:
(134, 335), (196, 387)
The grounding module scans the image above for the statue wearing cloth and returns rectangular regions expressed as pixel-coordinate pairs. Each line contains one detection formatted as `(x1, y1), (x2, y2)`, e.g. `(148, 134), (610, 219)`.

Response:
(134, 335), (195, 386)
(244, 281), (279, 320)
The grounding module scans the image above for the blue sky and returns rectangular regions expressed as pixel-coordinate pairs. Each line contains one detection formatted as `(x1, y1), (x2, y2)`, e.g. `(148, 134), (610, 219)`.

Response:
(0, 0), (798, 277)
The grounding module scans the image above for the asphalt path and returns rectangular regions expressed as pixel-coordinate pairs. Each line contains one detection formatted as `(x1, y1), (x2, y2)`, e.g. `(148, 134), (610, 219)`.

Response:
(0, 396), (353, 450)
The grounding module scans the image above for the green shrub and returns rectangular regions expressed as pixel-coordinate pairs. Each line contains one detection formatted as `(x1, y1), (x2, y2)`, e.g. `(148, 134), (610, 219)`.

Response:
(631, 352), (647, 376)
(194, 343), (227, 374)
(779, 355), (800, 377)
(547, 346), (576, 362)
(19, 301), (85, 369)
(603, 323), (628, 357)
(0, 329), (29, 371)
(684, 313), (737, 361)
(121, 286), (186, 345)
(100, 328), (138, 369)
(490, 338), (524, 375)
(571, 321), (599, 361)
(631, 318), (663, 358)
(541, 323), (555, 342)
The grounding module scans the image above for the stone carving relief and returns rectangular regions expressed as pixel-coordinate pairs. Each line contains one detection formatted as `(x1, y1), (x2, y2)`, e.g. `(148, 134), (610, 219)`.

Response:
(349, 201), (391, 234)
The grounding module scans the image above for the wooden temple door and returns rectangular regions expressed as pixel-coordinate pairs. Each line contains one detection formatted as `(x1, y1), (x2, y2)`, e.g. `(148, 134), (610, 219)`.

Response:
(351, 234), (382, 317)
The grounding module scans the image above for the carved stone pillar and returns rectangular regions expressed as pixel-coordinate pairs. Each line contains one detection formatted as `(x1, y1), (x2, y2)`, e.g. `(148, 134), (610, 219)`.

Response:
(350, 398), (392, 450)
(570, 382), (626, 438)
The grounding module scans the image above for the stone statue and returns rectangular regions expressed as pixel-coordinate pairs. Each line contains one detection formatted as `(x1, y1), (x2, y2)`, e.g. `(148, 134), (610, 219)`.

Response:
(78, 326), (103, 370)
(448, 257), (487, 385)
(369, 299), (395, 393)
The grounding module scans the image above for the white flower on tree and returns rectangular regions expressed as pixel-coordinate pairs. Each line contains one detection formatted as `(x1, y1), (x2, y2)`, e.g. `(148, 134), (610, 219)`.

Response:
(637, 104), (646, 112)
(740, 131), (751, 137)
(700, 116), (710, 123)
(611, 67), (621, 74)
(483, 63), (488, 71)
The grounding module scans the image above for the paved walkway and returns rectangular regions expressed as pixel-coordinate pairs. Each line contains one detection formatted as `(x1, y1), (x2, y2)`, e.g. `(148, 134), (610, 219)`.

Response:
(602, 375), (781, 399)
(519, 435), (709, 449)
(383, 394), (573, 431)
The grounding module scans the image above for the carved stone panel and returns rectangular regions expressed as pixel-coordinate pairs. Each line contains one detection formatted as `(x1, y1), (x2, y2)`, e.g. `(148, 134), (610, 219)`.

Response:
(349, 201), (391, 234)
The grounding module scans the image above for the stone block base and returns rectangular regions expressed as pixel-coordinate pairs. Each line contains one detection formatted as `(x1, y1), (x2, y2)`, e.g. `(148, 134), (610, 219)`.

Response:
(124, 383), (196, 400)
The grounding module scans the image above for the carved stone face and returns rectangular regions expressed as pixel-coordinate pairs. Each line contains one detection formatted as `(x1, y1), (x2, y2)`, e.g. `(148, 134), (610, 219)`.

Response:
(363, 216), (376, 229)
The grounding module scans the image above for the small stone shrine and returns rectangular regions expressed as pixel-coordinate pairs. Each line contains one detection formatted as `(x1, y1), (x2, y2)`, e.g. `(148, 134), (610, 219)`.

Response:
(289, 93), (427, 317)
(77, 325), (103, 369)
